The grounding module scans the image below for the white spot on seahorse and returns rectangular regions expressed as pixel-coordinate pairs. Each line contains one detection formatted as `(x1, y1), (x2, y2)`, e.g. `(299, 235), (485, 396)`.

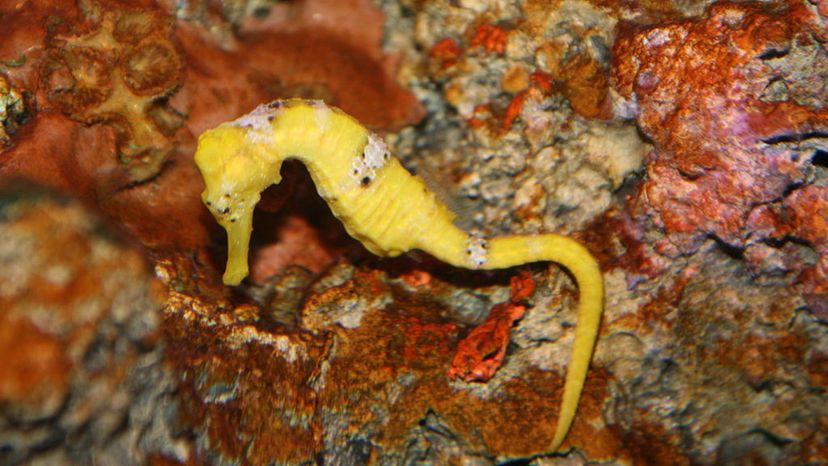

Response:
(466, 236), (488, 268)
(230, 103), (281, 146)
(311, 100), (332, 130)
(364, 133), (389, 169)
(350, 133), (390, 185)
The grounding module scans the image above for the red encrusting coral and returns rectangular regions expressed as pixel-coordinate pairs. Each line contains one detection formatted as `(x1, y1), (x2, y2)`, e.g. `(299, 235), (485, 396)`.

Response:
(501, 89), (529, 131)
(528, 69), (554, 94)
(466, 103), (493, 129)
(782, 185), (828, 317)
(173, 26), (423, 136)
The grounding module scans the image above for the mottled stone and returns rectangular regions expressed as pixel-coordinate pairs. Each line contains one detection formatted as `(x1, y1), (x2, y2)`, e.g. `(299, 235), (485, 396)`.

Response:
(159, 255), (621, 464)
(600, 248), (828, 464)
(0, 75), (25, 144)
(391, 0), (646, 239)
(0, 184), (183, 465)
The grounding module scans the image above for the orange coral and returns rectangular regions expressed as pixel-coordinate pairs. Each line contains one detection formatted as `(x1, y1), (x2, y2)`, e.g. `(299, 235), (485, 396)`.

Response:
(502, 89), (529, 131)
(466, 103), (492, 129)
(528, 69), (554, 94)
(176, 0), (424, 134)
(500, 70), (558, 131)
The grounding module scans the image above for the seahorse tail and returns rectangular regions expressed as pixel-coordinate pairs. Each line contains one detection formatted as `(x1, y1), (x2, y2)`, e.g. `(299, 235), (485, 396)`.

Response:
(484, 234), (604, 451)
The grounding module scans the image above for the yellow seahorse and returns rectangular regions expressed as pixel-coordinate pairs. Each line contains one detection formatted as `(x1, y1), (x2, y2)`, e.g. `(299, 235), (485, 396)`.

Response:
(193, 99), (604, 451)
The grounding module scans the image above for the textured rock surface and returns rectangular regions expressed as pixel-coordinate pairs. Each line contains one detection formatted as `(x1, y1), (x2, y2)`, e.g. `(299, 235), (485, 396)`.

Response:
(0, 185), (181, 465)
(0, 0), (825, 465)
(614, 1), (828, 315)
(162, 260), (617, 464)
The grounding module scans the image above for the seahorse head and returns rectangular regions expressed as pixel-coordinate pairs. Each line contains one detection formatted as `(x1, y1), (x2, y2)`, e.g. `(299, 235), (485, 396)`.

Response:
(194, 124), (282, 285)
(196, 125), (276, 213)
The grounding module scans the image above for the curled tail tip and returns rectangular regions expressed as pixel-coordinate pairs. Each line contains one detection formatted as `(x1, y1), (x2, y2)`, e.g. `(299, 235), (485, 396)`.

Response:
(549, 418), (572, 453)
(549, 440), (566, 454)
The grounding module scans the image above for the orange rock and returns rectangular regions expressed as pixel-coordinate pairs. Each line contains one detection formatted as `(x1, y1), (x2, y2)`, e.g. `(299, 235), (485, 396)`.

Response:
(560, 51), (611, 119)
(470, 23), (510, 54)
(448, 271), (536, 382)
(429, 37), (463, 71)
(501, 64), (529, 93)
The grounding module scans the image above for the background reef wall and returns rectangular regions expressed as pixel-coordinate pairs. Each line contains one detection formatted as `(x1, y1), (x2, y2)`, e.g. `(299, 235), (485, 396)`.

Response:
(1, 0), (826, 464)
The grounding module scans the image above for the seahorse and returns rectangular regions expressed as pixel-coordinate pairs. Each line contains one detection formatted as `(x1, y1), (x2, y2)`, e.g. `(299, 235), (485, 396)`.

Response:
(193, 99), (604, 451)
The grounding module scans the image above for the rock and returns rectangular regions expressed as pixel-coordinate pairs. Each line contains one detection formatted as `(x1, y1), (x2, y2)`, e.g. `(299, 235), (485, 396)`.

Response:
(0, 183), (183, 465)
